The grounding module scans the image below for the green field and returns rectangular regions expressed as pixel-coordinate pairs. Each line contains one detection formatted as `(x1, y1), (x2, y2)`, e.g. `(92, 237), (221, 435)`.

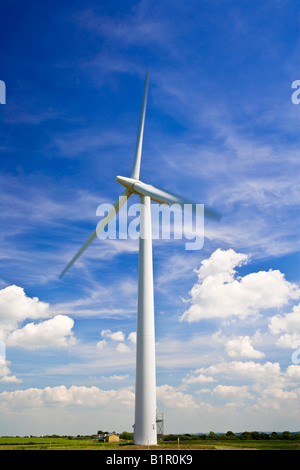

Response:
(0, 437), (299, 450)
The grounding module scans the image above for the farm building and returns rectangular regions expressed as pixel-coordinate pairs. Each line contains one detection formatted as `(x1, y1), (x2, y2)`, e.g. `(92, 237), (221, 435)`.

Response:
(105, 433), (119, 443)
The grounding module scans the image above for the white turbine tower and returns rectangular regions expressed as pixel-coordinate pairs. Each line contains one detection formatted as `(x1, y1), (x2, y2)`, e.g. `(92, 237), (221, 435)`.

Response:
(60, 71), (220, 445)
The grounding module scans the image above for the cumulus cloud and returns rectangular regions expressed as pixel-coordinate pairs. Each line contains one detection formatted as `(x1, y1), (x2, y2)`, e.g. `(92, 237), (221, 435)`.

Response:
(0, 363), (21, 383)
(116, 343), (131, 353)
(269, 303), (300, 335)
(0, 286), (75, 355)
(275, 334), (299, 349)
(157, 384), (199, 409)
(101, 329), (125, 342)
(182, 373), (215, 385)
(0, 339), (21, 383)
(189, 361), (282, 384)
(269, 303), (300, 347)
(286, 365), (300, 380)
(0, 385), (135, 412)
(0, 285), (50, 337)
(181, 249), (300, 322)
(97, 329), (136, 353)
(181, 359), (300, 414)
(0, 340), (5, 364)
(127, 332), (137, 344)
(211, 330), (265, 359)
(100, 374), (129, 381)
(225, 335), (265, 359)
(96, 339), (107, 350)
(5, 315), (76, 350)
(212, 384), (253, 401)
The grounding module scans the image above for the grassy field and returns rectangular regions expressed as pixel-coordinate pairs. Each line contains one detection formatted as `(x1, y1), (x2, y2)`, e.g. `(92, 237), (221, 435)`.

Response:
(0, 437), (299, 450)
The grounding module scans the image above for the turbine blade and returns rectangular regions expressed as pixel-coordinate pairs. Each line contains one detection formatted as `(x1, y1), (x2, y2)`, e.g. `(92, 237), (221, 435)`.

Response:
(59, 189), (132, 278)
(131, 70), (150, 180)
(133, 181), (221, 220)
(59, 229), (97, 279)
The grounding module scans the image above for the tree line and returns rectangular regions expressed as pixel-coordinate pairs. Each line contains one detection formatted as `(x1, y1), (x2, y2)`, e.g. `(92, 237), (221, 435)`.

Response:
(7, 431), (298, 441)
(162, 431), (300, 441)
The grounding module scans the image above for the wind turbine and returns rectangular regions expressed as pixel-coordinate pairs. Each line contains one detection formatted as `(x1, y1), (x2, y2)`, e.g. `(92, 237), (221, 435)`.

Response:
(60, 71), (220, 445)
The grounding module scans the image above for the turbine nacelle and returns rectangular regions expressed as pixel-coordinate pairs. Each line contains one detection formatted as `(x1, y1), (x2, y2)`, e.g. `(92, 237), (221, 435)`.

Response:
(116, 175), (221, 219)
(116, 175), (168, 205)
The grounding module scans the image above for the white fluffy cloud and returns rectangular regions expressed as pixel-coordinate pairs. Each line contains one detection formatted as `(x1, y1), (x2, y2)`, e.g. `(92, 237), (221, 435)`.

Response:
(101, 329), (125, 342)
(0, 285), (50, 337)
(116, 343), (131, 353)
(127, 332), (136, 344)
(0, 286), (75, 351)
(97, 329), (136, 353)
(0, 385), (135, 412)
(269, 303), (300, 335)
(181, 249), (300, 322)
(181, 359), (300, 416)
(190, 360), (282, 384)
(96, 339), (107, 350)
(212, 384), (253, 401)
(100, 374), (129, 381)
(5, 315), (76, 350)
(0, 340), (21, 383)
(0, 363), (21, 383)
(182, 373), (215, 385)
(157, 384), (199, 409)
(225, 335), (265, 359)
(286, 365), (300, 380)
(269, 303), (300, 347)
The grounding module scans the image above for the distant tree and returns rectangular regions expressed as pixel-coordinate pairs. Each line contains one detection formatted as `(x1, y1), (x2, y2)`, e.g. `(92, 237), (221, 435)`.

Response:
(208, 431), (217, 439)
(97, 430), (109, 435)
(164, 434), (178, 441)
(119, 431), (133, 440)
(250, 431), (260, 440)
(180, 434), (192, 440)
(240, 431), (251, 440)
(226, 431), (238, 439)
(260, 433), (270, 440)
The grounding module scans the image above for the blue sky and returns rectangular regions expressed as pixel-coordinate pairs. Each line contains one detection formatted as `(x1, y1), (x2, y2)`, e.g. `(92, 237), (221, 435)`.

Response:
(1, 0), (300, 435)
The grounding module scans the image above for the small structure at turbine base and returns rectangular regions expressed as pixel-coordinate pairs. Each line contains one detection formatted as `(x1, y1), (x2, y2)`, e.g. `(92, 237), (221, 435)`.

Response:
(156, 412), (164, 440)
